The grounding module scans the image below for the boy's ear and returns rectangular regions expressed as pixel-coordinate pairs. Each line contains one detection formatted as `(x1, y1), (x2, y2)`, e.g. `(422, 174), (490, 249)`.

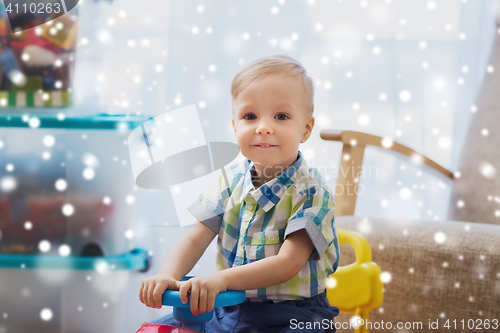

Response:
(300, 116), (315, 143)
(232, 119), (236, 132)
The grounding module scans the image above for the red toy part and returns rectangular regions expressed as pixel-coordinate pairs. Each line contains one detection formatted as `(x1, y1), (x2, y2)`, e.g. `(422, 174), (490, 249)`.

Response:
(9, 24), (62, 54)
(136, 323), (200, 333)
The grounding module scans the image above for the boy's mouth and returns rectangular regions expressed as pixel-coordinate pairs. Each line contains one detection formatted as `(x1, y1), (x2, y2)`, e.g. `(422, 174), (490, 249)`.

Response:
(254, 144), (277, 148)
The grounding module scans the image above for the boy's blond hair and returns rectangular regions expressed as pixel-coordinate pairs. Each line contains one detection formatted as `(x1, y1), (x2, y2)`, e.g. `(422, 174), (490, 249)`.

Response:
(231, 55), (315, 116)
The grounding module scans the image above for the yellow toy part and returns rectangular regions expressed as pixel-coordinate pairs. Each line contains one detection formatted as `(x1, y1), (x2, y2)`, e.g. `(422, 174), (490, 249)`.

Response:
(41, 16), (78, 51)
(327, 229), (384, 333)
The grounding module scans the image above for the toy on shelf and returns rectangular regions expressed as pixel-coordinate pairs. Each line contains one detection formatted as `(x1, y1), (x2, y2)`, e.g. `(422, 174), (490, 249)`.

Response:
(0, 113), (151, 273)
(0, 1), (77, 108)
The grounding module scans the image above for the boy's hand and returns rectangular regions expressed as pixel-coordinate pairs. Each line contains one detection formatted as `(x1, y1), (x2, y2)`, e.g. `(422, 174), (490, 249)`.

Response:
(139, 274), (179, 309)
(175, 273), (228, 316)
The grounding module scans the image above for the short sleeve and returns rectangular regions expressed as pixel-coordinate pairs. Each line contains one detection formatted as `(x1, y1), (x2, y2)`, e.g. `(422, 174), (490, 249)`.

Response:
(284, 186), (337, 261)
(187, 171), (227, 234)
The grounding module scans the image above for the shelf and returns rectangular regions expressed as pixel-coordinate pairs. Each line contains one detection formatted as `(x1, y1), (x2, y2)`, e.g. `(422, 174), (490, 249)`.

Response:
(0, 112), (151, 130)
(0, 248), (150, 271)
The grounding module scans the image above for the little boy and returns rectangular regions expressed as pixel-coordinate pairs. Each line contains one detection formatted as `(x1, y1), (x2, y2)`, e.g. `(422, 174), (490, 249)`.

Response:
(140, 54), (340, 332)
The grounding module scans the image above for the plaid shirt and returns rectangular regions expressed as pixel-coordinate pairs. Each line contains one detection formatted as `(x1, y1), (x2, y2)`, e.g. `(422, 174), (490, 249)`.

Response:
(187, 150), (340, 302)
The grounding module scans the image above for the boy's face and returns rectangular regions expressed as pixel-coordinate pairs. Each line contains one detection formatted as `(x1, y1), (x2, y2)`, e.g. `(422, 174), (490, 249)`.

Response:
(232, 74), (315, 171)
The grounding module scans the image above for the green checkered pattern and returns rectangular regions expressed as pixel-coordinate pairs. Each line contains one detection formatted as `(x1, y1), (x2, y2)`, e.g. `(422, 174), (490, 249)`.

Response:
(0, 91), (72, 107)
(187, 151), (340, 302)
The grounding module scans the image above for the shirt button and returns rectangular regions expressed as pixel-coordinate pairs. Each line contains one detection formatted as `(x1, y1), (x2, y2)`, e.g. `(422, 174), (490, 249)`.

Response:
(247, 203), (254, 210)
(268, 235), (275, 241)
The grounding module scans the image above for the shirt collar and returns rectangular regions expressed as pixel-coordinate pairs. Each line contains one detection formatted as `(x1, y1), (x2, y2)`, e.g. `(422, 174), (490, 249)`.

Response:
(237, 150), (308, 212)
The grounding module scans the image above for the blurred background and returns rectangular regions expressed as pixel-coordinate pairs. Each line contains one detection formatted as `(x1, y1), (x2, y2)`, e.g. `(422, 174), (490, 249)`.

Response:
(0, 0), (499, 332)
(73, 0), (499, 220)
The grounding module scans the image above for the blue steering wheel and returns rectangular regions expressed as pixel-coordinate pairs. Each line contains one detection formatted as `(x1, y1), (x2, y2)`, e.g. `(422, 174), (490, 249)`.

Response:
(160, 276), (246, 332)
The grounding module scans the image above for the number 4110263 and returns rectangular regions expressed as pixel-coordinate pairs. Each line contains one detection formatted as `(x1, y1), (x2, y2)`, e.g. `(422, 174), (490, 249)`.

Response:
(5, 2), (62, 14)
(444, 319), (498, 330)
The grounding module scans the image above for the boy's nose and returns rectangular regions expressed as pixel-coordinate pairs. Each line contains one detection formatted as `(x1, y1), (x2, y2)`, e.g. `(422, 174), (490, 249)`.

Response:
(256, 121), (273, 135)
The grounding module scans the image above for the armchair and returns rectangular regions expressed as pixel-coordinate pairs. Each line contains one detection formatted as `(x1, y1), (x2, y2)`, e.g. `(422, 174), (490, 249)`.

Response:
(321, 10), (500, 332)
(322, 130), (500, 333)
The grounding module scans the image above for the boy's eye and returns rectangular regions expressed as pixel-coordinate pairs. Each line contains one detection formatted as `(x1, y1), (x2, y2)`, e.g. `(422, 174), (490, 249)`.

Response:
(243, 114), (257, 120)
(276, 114), (289, 120)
